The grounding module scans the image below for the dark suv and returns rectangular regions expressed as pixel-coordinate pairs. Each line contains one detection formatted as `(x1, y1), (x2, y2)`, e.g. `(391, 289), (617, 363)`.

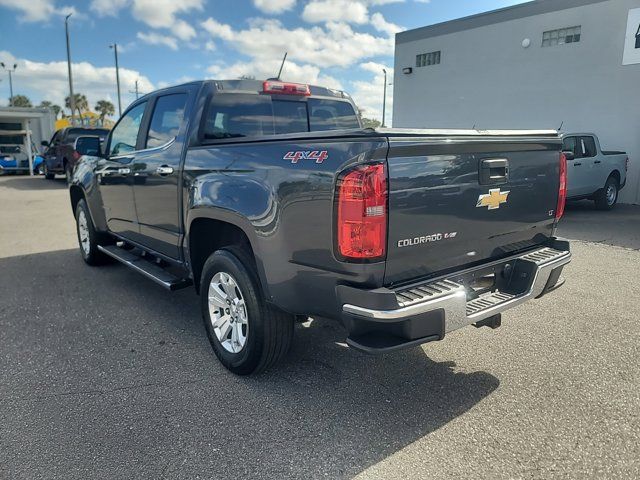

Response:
(41, 127), (109, 181)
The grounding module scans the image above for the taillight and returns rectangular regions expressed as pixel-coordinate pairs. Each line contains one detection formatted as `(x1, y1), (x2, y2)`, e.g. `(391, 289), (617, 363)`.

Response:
(336, 163), (387, 260)
(263, 80), (310, 96)
(556, 152), (567, 221)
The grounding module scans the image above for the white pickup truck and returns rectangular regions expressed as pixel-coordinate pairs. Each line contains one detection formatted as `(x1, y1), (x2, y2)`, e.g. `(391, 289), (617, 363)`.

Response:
(561, 133), (628, 210)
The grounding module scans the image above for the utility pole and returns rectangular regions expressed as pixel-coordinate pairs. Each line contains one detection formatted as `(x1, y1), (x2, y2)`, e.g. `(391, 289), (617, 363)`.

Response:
(381, 68), (387, 128)
(129, 79), (145, 100)
(0, 62), (17, 106)
(65, 13), (76, 123)
(110, 43), (122, 116)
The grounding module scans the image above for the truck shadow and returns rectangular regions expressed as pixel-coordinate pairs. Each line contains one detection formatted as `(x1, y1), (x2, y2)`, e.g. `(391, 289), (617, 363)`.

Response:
(1, 249), (499, 479)
(0, 175), (67, 191)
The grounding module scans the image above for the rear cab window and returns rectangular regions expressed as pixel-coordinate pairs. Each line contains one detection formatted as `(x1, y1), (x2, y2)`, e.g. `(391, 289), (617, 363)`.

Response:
(201, 92), (360, 141)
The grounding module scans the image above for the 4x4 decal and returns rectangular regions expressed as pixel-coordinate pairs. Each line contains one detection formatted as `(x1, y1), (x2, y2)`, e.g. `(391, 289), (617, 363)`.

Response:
(283, 150), (328, 164)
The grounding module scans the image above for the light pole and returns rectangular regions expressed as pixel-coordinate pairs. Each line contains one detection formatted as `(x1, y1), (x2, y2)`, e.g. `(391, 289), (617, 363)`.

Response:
(110, 43), (122, 116)
(65, 13), (76, 122)
(0, 62), (17, 106)
(382, 68), (387, 128)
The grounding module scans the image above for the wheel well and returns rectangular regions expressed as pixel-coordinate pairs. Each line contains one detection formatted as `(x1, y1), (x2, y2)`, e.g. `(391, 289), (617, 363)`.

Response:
(69, 185), (84, 214)
(189, 218), (257, 292)
(609, 170), (620, 185)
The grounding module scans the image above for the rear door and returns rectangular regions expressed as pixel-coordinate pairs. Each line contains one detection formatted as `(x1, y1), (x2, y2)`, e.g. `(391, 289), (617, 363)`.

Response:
(131, 88), (192, 259)
(563, 136), (590, 196)
(384, 135), (561, 285)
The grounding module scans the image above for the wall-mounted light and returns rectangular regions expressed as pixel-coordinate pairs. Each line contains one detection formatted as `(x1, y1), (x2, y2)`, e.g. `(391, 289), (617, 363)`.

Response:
(522, 38), (531, 48)
(403, 67), (413, 74)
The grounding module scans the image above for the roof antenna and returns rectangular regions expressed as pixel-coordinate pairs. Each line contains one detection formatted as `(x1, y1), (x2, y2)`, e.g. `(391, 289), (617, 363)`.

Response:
(558, 120), (564, 132)
(276, 52), (288, 80)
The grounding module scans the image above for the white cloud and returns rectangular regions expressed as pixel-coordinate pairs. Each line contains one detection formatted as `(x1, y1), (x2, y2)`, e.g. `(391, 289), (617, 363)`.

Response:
(136, 32), (179, 50)
(253, 0), (296, 14)
(204, 41), (216, 52)
(172, 19), (197, 40)
(350, 62), (393, 124)
(0, 50), (155, 112)
(302, 0), (369, 25)
(370, 12), (402, 36)
(130, 0), (203, 29)
(0, 0), (78, 22)
(201, 17), (393, 69)
(201, 17), (235, 41)
(89, 0), (129, 16)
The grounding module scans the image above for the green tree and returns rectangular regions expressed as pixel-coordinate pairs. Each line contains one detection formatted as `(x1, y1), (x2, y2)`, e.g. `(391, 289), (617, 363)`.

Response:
(94, 100), (115, 126)
(65, 93), (89, 121)
(38, 100), (62, 118)
(357, 108), (382, 129)
(10, 95), (32, 108)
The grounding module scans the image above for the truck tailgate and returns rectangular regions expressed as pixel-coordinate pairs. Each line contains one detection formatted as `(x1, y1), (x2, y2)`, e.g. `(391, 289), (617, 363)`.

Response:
(384, 133), (561, 286)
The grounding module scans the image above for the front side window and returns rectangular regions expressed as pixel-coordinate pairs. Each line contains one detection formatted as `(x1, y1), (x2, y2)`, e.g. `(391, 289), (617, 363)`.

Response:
(146, 94), (188, 148)
(563, 137), (580, 158)
(109, 102), (147, 156)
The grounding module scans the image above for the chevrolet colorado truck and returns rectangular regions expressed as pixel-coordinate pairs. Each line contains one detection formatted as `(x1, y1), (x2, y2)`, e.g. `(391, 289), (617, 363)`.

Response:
(561, 133), (628, 210)
(69, 79), (571, 374)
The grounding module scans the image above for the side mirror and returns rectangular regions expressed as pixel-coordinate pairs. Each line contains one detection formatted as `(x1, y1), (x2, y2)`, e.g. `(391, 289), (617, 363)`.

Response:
(41, 140), (49, 147)
(562, 150), (575, 161)
(74, 136), (103, 157)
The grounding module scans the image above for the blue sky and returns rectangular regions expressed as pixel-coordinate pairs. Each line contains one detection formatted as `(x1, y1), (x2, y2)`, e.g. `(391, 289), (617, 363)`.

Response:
(0, 0), (527, 123)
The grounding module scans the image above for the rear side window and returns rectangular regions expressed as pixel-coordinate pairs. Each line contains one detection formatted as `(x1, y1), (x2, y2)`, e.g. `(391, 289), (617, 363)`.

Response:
(203, 94), (272, 139)
(146, 93), (188, 148)
(562, 137), (579, 157)
(581, 136), (597, 158)
(202, 94), (360, 140)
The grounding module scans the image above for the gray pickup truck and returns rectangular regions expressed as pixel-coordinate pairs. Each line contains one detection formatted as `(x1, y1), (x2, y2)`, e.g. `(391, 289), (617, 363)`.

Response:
(69, 79), (571, 374)
(562, 133), (628, 209)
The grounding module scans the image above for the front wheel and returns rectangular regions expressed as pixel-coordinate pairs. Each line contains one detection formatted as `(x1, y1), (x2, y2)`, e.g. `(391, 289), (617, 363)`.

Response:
(200, 248), (294, 375)
(594, 176), (619, 210)
(43, 162), (54, 180)
(75, 199), (111, 265)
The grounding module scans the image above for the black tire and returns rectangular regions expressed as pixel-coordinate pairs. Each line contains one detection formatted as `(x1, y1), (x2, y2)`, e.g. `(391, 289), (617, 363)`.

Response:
(75, 199), (111, 265)
(64, 161), (72, 184)
(594, 175), (619, 210)
(200, 247), (294, 375)
(43, 162), (54, 180)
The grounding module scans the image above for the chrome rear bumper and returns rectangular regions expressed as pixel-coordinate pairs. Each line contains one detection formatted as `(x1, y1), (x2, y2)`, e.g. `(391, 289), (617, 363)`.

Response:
(341, 244), (571, 351)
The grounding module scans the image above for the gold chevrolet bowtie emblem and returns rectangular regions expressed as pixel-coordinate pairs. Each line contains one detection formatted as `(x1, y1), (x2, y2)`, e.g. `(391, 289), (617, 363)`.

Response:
(476, 189), (510, 210)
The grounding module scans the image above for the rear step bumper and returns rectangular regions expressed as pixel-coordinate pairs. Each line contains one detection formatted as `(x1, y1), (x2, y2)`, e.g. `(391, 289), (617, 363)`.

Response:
(340, 240), (571, 354)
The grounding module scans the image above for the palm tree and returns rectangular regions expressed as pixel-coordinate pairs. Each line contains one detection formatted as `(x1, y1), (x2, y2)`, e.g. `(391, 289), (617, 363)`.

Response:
(65, 93), (89, 122)
(38, 100), (62, 119)
(95, 100), (115, 126)
(10, 95), (32, 108)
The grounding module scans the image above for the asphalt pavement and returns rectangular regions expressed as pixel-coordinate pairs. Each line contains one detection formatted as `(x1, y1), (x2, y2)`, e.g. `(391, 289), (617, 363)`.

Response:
(0, 175), (638, 479)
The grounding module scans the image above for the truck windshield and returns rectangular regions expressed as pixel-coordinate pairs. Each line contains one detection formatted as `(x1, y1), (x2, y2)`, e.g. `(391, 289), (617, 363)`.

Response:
(202, 94), (360, 140)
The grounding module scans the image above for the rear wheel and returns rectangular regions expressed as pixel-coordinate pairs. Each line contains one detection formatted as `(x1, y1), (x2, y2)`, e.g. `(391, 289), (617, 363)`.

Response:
(43, 162), (54, 180)
(594, 175), (618, 210)
(200, 248), (294, 375)
(75, 199), (111, 265)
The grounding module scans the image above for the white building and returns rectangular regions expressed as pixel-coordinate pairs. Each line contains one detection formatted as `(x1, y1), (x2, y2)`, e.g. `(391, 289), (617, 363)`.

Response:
(393, 0), (640, 204)
(0, 107), (55, 173)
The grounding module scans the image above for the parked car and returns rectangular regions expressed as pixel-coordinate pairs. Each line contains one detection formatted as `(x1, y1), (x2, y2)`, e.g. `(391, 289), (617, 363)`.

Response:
(561, 133), (628, 210)
(0, 145), (44, 175)
(68, 79), (571, 374)
(41, 127), (109, 181)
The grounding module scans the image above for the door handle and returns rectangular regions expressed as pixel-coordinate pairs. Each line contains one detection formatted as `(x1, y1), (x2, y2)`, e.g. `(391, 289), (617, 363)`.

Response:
(118, 167), (131, 175)
(594, 160), (602, 164)
(573, 162), (582, 166)
(156, 166), (174, 176)
(479, 158), (509, 185)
